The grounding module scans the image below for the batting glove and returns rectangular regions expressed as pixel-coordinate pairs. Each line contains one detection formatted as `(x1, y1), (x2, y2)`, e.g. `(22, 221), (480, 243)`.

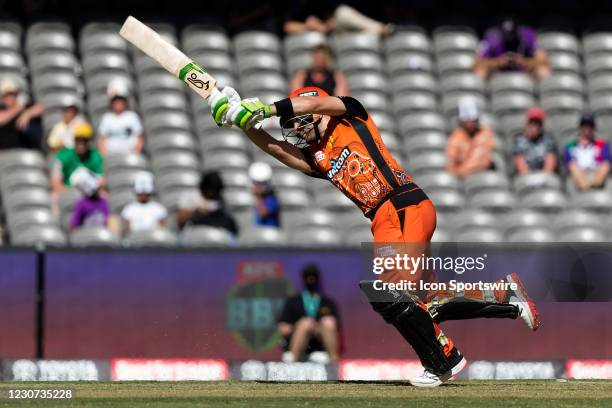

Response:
(227, 98), (272, 130)
(208, 86), (241, 127)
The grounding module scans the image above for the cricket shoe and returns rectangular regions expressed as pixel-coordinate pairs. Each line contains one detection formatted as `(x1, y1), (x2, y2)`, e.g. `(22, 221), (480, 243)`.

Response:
(506, 272), (540, 331)
(409, 350), (467, 388)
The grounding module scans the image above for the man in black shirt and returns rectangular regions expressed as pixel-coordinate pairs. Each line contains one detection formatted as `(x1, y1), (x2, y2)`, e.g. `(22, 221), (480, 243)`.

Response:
(277, 264), (340, 363)
(0, 79), (44, 150)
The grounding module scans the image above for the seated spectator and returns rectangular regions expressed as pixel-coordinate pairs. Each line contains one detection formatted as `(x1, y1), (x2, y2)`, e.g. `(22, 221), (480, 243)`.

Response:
(290, 44), (349, 96)
(512, 107), (558, 175)
(473, 18), (550, 80)
(177, 171), (239, 236)
(277, 264), (340, 363)
(249, 162), (280, 228)
(284, 2), (392, 36)
(69, 168), (110, 231)
(47, 102), (85, 152)
(0, 79), (45, 149)
(51, 123), (104, 194)
(97, 81), (143, 156)
(565, 113), (611, 191)
(121, 171), (167, 233)
(446, 98), (495, 177)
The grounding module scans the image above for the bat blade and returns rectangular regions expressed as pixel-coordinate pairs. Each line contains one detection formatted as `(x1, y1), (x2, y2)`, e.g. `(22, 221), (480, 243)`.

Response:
(119, 16), (216, 99)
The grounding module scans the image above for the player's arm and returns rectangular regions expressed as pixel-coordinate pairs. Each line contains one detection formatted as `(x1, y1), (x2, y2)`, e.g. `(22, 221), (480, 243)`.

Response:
(244, 125), (313, 174)
(269, 96), (348, 117)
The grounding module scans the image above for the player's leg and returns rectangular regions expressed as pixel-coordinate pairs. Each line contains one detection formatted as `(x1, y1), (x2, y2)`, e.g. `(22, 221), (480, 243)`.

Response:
(288, 317), (317, 361)
(316, 316), (340, 362)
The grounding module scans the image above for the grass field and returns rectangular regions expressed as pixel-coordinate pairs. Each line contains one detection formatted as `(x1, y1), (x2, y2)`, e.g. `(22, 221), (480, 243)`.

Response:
(1, 380), (611, 407)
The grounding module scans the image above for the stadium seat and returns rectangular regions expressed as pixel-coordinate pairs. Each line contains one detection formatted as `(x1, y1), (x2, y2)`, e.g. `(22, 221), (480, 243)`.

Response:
(0, 169), (49, 192)
(290, 226), (342, 246)
(491, 92), (535, 118)
(234, 31), (280, 55)
(239, 226), (287, 247)
(140, 93), (189, 115)
(70, 227), (120, 247)
(407, 151), (447, 174)
(283, 208), (335, 229)
(333, 32), (381, 56)
(403, 132), (448, 156)
(109, 190), (136, 213)
(152, 151), (201, 173)
(202, 152), (249, 172)
(559, 227), (606, 242)
(285, 51), (313, 75)
(469, 190), (517, 213)
(489, 72), (535, 96)
(240, 72), (288, 95)
(237, 53), (283, 76)
(585, 54), (612, 78)
(0, 51), (26, 76)
(343, 224), (372, 246)
(105, 153), (149, 172)
(11, 225), (67, 246)
(441, 93), (487, 119)
(26, 31), (75, 55)
(384, 30), (431, 56)
(433, 29), (478, 55)
(3, 187), (50, 213)
(315, 189), (354, 211)
(347, 72), (387, 94)
(182, 26), (230, 54)
(513, 172), (562, 196)
(338, 53), (383, 74)
(284, 32), (326, 56)
(275, 189), (311, 211)
(454, 226), (504, 242)
(125, 227), (178, 247)
(570, 190), (612, 213)
(548, 53), (581, 74)
(506, 226), (555, 243)
(520, 190), (568, 213)
(138, 71), (186, 95)
(387, 52), (433, 75)
(80, 32), (127, 55)
(391, 72), (437, 96)
(399, 112), (446, 136)
(436, 54), (475, 77)
(583, 32), (612, 58)
(220, 169), (250, 189)
(440, 73), (485, 97)
(501, 209), (551, 236)
(431, 227), (452, 242)
(148, 130), (197, 155)
(32, 72), (84, 98)
(554, 209), (601, 234)
(157, 171), (200, 194)
(352, 92), (389, 113)
(416, 172), (460, 192)
(539, 73), (584, 97)
(451, 209), (497, 230)
(144, 112), (192, 134)
(426, 190), (466, 212)
(463, 171), (510, 195)
(6, 208), (57, 234)
(0, 29), (20, 53)
(181, 226), (233, 247)
(223, 189), (255, 211)
(393, 92), (437, 117)
(82, 52), (131, 76)
(538, 32), (580, 56)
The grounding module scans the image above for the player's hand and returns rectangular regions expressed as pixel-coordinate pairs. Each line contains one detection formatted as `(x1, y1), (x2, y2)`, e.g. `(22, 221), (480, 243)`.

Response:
(208, 86), (241, 127)
(227, 98), (272, 130)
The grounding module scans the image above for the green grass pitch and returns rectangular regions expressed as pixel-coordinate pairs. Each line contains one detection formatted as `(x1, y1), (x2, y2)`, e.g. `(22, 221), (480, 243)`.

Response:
(1, 380), (611, 407)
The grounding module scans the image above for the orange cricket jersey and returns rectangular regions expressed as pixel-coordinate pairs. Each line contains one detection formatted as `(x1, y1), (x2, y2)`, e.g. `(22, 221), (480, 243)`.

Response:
(302, 97), (414, 217)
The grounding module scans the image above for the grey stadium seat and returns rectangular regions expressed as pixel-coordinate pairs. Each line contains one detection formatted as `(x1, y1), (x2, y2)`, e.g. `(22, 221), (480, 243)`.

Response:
(539, 73), (584, 97)
(506, 227), (555, 243)
(403, 132), (447, 156)
(6, 208), (57, 234)
(234, 31), (280, 55)
(1, 169), (49, 191)
(431, 227), (452, 242)
(85, 72), (133, 95)
(80, 32), (127, 55)
(0, 149), (45, 172)
(223, 189), (255, 211)
(433, 29), (477, 54)
(26, 31), (75, 55)
(105, 153), (149, 172)
(152, 151), (200, 173)
(393, 92), (437, 117)
(454, 226), (504, 243)
(3, 188), (50, 213)
(541, 94), (584, 116)
(148, 131), (197, 155)
(338, 53), (383, 73)
(585, 55), (612, 78)
(440, 73), (485, 97)
(347, 72), (387, 93)
(554, 209), (601, 234)
(407, 151), (447, 174)
(489, 72), (535, 96)
(520, 190), (568, 213)
(202, 152), (249, 172)
(106, 169), (143, 192)
(491, 93), (535, 117)
(70, 227), (120, 247)
(284, 32), (326, 55)
(570, 190), (612, 213)
(538, 32), (580, 55)
(416, 172), (460, 192)
(11, 225), (67, 246)
(513, 172), (562, 196)
(384, 30), (431, 56)
(239, 226), (287, 247)
(200, 129), (247, 154)
(436, 54), (475, 77)
(290, 227), (342, 247)
(109, 190), (136, 213)
(559, 227), (606, 242)
(144, 112), (192, 134)
(237, 53), (283, 76)
(501, 209), (551, 236)
(387, 52), (433, 75)
(352, 92), (389, 112)
(82, 52), (130, 76)
(391, 72), (437, 96)
(181, 226), (232, 247)
(548, 53), (581, 74)
(182, 26), (230, 54)
(283, 208), (335, 229)
(125, 228), (178, 247)
(399, 112), (445, 136)
(0, 30), (19, 52)
(140, 93), (188, 115)
(0, 52), (26, 76)
(32, 73), (84, 98)
(240, 72), (287, 95)
(441, 93), (487, 119)
(138, 72), (186, 95)
(469, 190), (517, 213)
(583, 32), (612, 58)
(157, 171), (200, 194)
(271, 170), (309, 191)
(464, 171), (510, 195)
(276, 189), (311, 211)
(57, 188), (80, 214)
(286, 51), (314, 75)
(315, 190), (354, 211)
(451, 209), (497, 230)
(333, 33), (381, 55)
(221, 169), (250, 189)
(426, 190), (466, 212)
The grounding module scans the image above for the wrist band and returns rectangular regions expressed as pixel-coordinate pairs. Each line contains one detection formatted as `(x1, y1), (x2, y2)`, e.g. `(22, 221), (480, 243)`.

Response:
(274, 98), (294, 122)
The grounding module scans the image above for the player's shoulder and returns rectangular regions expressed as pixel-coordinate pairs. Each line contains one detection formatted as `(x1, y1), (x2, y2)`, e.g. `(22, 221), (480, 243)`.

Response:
(336, 96), (368, 121)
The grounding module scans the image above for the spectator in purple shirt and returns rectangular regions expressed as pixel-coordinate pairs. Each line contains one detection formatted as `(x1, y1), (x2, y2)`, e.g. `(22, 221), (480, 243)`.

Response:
(69, 167), (110, 231)
(473, 19), (550, 80)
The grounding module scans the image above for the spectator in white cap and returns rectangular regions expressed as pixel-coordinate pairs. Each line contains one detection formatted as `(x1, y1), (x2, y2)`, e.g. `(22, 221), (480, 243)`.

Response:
(97, 79), (144, 156)
(249, 161), (280, 228)
(47, 100), (85, 152)
(121, 171), (168, 234)
(446, 98), (495, 177)
(0, 78), (45, 150)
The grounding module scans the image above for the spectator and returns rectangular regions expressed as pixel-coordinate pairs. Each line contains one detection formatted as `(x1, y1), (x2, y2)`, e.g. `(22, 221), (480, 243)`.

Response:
(47, 102), (85, 152)
(565, 113), (611, 191)
(69, 168), (110, 231)
(0, 79), (45, 149)
(249, 162), (280, 228)
(277, 264), (340, 363)
(177, 171), (239, 236)
(512, 107), (558, 175)
(97, 81), (143, 156)
(51, 122), (104, 194)
(290, 44), (349, 96)
(473, 18), (550, 80)
(283, 2), (392, 36)
(121, 171), (167, 233)
(446, 98), (495, 177)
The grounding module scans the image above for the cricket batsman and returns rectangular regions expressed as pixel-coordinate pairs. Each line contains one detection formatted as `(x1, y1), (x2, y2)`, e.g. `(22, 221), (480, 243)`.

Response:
(208, 85), (539, 387)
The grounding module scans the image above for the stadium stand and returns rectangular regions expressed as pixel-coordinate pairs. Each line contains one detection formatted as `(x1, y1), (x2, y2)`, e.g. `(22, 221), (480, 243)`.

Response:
(2, 19), (612, 247)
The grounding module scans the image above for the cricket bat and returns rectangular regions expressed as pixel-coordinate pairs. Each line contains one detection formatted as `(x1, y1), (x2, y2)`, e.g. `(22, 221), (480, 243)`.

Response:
(119, 16), (217, 99)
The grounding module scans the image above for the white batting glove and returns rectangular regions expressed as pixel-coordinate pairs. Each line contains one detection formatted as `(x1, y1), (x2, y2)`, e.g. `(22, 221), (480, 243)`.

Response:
(209, 86), (241, 127)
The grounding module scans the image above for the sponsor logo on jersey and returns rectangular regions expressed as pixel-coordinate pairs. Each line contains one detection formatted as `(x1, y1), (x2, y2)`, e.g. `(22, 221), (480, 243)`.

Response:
(314, 150), (326, 163)
(327, 147), (351, 179)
